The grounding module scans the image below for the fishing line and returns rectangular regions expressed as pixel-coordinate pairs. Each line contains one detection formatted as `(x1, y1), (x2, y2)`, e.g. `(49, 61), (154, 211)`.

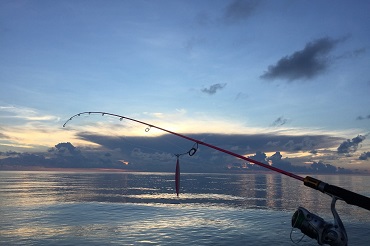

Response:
(290, 215), (306, 244)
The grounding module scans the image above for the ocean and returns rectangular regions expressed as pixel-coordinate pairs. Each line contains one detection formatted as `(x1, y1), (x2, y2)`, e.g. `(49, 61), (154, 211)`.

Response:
(0, 171), (369, 245)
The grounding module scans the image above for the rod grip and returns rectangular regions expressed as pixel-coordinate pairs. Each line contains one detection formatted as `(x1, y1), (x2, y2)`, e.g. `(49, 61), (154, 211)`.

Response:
(304, 176), (370, 211)
(324, 184), (370, 211)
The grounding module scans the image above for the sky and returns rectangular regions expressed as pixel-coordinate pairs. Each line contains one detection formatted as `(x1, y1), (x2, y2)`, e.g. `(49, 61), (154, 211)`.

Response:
(1, 0), (370, 172)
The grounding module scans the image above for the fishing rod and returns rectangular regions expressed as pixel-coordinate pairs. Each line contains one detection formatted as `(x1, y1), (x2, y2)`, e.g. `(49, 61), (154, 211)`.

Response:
(64, 111), (370, 246)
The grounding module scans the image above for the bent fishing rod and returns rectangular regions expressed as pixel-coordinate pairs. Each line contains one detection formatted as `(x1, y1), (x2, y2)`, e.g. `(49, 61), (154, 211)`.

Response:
(64, 111), (370, 246)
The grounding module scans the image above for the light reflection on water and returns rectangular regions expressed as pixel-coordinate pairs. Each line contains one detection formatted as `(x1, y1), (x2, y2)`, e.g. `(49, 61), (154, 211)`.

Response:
(0, 171), (369, 245)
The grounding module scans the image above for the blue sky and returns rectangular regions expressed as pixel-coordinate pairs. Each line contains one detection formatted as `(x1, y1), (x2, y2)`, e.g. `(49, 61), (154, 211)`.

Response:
(1, 0), (370, 171)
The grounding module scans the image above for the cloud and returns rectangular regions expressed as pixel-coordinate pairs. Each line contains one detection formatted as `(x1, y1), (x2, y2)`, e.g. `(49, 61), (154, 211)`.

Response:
(353, 47), (367, 56)
(235, 92), (249, 100)
(337, 135), (366, 154)
(78, 132), (339, 155)
(356, 114), (370, 120)
(201, 83), (227, 95)
(184, 36), (205, 52)
(248, 151), (351, 174)
(0, 150), (19, 157)
(335, 47), (367, 60)
(310, 149), (318, 155)
(310, 161), (340, 174)
(248, 151), (268, 164)
(0, 138), (358, 174)
(283, 137), (316, 151)
(51, 142), (82, 156)
(271, 116), (288, 127)
(0, 132), (10, 139)
(0, 142), (125, 169)
(0, 105), (59, 122)
(76, 132), (342, 172)
(223, 0), (260, 24)
(359, 152), (370, 160)
(260, 37), (341, 81)
(131, 148), (173, 162)
(267, 151), (296, 171)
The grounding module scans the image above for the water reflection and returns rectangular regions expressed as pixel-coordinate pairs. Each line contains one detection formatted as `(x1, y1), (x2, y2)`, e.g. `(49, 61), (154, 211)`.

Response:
(0, 171), (369, 222)
(1, 171), (370, 245)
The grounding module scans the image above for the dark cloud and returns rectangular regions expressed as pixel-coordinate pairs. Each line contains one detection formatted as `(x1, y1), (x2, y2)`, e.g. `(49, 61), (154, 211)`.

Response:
(271, 116), (288, 127)
(310, 161), (340, 174)
(247, 151), (268, 164)
(75, 132), (343, 172)
(223, 0), (259, 24)
(261, 37), (341, 81)
(201, 83), (227, 95)
(0, 151), (48, 167)
(0, 139), (357, 174)
(266, 141), (280, 147)
(283, 137), (317, 151)
(247, 151), (351, 174)
(78, 132), (340, 155)
(0, 150), (19, 157)
(51, 142), (81, 156)
(0, 142), (125, 169)
(131, 148), (173, 162)
(267, 151), (295, 171)
(337, 135), (366, 154)
(356, 114), (370, 120)
(359, 152), (370, 161)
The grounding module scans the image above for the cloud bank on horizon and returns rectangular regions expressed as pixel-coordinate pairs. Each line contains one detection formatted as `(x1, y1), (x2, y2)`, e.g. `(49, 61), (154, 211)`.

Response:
(0, 0), (369, 172)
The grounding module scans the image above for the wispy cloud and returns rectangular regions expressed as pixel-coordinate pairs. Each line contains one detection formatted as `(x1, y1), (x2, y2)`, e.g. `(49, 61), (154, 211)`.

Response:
(223, 0), (260, 24)
(0, 105), (60, 122)
(261, 37), (341, 81)
(0, 132), (10, 139)
(271, 116), (288, 127)
(0, 105), (90, 151)
(356, 114), (370, 120)
(335, 47), (367, 60)
(235, 92), (249, 100)
(201, 83), (227, 95)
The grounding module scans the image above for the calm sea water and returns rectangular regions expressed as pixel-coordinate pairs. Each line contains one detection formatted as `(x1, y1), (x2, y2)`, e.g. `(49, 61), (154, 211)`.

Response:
(0, 171), (369, 245)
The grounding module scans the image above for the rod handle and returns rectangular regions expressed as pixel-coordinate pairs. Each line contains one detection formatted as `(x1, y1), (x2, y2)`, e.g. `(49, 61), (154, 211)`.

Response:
(324, 184), (370, 211)
(304, 176), (370, 211)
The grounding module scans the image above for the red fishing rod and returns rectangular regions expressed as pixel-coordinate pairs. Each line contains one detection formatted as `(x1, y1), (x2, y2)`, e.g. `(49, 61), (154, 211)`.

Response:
(64, 111), (370, 246)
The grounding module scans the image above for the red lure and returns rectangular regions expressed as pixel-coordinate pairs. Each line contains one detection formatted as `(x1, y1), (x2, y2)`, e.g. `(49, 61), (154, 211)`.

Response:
(175, 156), (180, 196)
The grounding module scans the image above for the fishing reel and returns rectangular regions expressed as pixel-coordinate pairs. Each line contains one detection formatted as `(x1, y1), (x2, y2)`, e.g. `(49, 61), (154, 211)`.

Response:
(291, 196), (347, 246)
